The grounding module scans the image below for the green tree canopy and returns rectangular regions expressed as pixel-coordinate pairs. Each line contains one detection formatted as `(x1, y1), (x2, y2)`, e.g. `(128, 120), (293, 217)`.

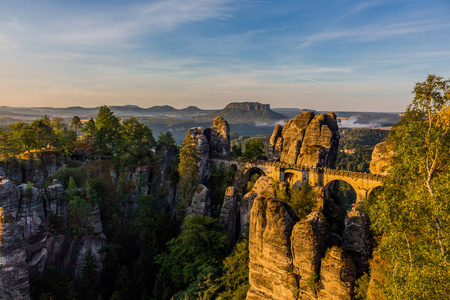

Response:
(178, 132), (199, 206)
(156, 215), (228, 289)
(94, 106), (120, 154)
(242, 139), (265, 159)
(367, 74), (450, 299)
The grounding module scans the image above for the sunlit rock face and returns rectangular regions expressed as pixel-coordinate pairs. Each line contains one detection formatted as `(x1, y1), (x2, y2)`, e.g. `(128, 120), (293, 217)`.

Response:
(369, 141), (394, 175)
(268, 112), (339, 168)
(247, 195), (297, 300)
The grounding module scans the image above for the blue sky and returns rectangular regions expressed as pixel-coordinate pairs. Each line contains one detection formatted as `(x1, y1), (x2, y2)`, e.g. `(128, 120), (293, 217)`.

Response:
(0, 0), (449, 111)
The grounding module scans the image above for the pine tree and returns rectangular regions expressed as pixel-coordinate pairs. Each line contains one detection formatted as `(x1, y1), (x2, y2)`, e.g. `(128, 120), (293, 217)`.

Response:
(178, 132), (199, 206)
(81, 247), (99, 300)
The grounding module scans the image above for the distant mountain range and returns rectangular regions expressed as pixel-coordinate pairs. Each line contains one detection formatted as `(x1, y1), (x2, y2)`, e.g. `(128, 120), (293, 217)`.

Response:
(0, 102), (402, 143)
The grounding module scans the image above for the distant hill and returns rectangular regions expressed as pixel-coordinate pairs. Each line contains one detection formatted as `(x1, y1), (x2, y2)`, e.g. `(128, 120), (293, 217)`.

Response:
(195, 102), (286, 123)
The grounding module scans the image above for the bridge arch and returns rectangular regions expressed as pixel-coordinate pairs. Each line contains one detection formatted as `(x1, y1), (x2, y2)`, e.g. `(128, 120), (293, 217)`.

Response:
(243, 167), (266, 191)
(325, 179), (357, 211)
(283, 170), (304, 189)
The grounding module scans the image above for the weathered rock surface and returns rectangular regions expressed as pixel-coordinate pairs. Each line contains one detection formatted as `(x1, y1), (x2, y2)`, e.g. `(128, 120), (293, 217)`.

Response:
(187, 117), (231, 183)
(220, 186), (237, 247)
(204, 116), (231, 157)
(369, 141), (394, 175)
(0, 180), (30, 300)
(189, 127), (211, 184)
(291, 212), (330, 298)
(247, 195), (297, 300)
(0, 153), (66, 187)
(269, 112), (339, 168)
(240, 176), (276, 231)
(318, 247), (356, 300)
(17, 184), (48, 276)
(342, 211), (372, 276)
(187, 184), (211, 216)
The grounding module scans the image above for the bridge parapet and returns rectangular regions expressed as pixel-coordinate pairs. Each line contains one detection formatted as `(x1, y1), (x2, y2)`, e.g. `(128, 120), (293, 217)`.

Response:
(323, 168), (384, 182)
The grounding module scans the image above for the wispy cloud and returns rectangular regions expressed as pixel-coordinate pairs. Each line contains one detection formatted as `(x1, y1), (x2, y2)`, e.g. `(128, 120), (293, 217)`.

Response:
(50, 0), (231, 45)
(299, 21), (450, 48)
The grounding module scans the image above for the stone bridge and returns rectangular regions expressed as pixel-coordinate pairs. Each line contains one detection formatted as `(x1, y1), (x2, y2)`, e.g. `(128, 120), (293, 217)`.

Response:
(210, 156), (384, 203)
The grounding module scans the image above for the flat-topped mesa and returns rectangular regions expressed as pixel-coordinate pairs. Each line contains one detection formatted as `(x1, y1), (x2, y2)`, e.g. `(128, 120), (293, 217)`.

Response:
(269, 111), (339, 168)
(225, 102), (271, 111)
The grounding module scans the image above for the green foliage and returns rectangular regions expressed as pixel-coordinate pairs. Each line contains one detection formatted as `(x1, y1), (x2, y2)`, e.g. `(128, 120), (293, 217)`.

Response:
(242, 139), (265, 159)
(118, 117), (156, 164)
(94, 105), (121, 154)
(330, 181), (357, 212)
(157, 131), (176, 150)
(231, 144), (242, 157)
(217, 239), (250, 300)
(354, 272), (370, 300)
(178, 132), (199, 207)
(81, 247), (99, 300)
(246, 173), (260, 192)
(306, 273), (320, 295)
(209, 167), (236, 218)
(366, 74), (450, 299)
(289, 185), (315, 220)
(51, 166), (85, 188)
(156, 215), (228, 291)
(68, 196), (92, 237)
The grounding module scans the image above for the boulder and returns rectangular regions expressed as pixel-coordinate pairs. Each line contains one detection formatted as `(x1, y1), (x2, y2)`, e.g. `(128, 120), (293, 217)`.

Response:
(370, 141), (394, 175)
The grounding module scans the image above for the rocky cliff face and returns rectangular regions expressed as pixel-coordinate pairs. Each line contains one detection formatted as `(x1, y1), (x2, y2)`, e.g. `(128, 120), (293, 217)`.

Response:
(0, 178), (107, 299)
(0, 152), (66, 186)
(370, 141), (394, 175)
(245, 185), (366, 300)
(268, 112), (339, 168)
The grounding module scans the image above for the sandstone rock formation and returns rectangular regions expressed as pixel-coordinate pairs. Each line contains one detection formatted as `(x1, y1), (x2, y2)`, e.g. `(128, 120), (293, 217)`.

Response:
(239, 176), (276, 231)
(220, 186), (238, 247)
(187, 184), (211, 216)
(342, 211), (372, 276)
(247, 195), (297, 300)
(268, 112), (339, 168)
(204, 116), (231, 157)
(369, 141), (394, 175)
(318, 247), (356, 300)
(0, 178), (107, 299)
(187, 117), (231, 184)
(291, 212), (329, 299)
(0, 180), (29, 300)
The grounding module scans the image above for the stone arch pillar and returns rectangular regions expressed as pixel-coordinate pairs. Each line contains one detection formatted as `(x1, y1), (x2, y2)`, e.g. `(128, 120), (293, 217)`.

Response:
(355, 189), (368, 204)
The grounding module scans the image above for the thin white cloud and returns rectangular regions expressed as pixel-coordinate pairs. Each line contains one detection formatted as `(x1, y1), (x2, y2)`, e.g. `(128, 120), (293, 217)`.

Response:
(299, 21), (450, 48)
(51, 0), (231, 45)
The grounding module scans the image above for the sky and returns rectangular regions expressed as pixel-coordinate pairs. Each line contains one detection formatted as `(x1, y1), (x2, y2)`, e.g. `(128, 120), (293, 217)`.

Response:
(0, 0), (449, 112)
